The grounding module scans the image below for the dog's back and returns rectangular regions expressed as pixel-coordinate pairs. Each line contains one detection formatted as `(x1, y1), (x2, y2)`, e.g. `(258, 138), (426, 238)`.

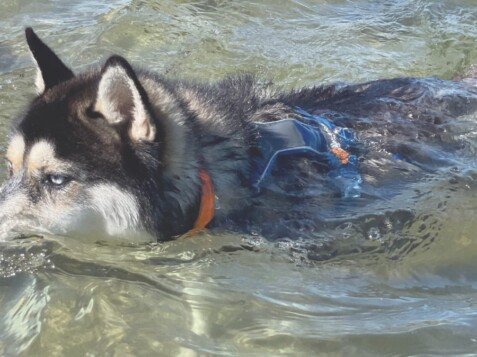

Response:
(1, 28), (477, 242)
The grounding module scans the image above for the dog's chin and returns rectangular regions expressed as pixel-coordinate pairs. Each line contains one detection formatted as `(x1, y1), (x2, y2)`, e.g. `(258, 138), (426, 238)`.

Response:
(0, 224), (48, 242)
(0, 212), (155, 244)
(60, 208), (156, 244)
(0, 226), (155, 245)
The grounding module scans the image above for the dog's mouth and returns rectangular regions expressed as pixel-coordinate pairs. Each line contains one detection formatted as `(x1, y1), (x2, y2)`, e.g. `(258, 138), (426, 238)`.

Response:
(0, 217), (57, 242)
(11, 233), (44, 240)
(3, 226), (48, 242)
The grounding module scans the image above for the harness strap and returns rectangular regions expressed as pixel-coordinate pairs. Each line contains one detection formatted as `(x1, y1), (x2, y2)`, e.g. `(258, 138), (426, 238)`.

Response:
(184, 168), (215, 237)
(183, 108), (360, 237)
(330, 147), (350, 164)
(251, 108), (362, 198)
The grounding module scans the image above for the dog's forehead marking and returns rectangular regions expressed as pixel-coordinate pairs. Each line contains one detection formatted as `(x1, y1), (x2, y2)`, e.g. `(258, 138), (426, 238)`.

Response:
(27, 140), (63, 172)
(6, 134), (26, 172)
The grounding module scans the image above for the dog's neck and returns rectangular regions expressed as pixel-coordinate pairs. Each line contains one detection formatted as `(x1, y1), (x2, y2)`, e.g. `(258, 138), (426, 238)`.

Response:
(138, 74), (253, 238)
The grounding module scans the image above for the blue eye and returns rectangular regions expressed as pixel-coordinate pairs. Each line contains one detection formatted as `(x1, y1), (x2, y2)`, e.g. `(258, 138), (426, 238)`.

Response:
(46, 174), (70, 187)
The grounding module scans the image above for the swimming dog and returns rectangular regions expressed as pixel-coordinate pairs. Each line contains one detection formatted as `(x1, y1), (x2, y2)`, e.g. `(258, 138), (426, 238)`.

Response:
(1, 28), (476, 242)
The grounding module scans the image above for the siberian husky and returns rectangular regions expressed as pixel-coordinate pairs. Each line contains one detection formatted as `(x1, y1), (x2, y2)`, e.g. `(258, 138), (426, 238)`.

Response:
(1, 28), (476, 242)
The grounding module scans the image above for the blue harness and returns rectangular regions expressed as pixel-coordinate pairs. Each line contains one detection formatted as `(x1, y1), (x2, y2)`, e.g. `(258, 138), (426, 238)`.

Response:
(251, 107), (362, 198)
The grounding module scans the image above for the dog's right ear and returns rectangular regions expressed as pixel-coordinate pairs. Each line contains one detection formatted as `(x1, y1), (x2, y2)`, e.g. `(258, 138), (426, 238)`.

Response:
(25, 27), (74, 94)
(93, 55), (156, 142)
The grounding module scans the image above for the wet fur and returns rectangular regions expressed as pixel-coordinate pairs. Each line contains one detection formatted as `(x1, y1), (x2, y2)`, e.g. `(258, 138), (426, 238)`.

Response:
(2, 28), (477, 241)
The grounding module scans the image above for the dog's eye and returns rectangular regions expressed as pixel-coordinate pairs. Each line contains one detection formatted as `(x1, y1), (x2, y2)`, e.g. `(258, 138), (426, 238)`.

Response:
(45, 174), (71, 187)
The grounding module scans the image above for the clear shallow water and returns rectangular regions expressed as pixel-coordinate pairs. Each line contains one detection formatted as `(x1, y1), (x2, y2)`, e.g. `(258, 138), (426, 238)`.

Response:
(1, 0), (477, 355)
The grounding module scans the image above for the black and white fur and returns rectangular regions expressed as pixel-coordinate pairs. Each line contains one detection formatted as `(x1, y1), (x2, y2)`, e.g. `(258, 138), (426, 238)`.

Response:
(1, 28), (476, 242)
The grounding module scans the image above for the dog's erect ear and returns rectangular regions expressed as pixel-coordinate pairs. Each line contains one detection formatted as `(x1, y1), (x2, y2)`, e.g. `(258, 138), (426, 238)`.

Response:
(94, 55), (156, 142)
(25, 27), (74, 94)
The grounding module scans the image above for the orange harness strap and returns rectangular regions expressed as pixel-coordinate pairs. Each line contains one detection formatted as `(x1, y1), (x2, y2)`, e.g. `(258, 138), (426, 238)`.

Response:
(184, 168), (215, 237)
(330, 146), (350, 165)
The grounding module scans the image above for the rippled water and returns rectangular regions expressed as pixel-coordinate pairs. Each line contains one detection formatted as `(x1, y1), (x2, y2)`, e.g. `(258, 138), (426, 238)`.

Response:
(1, 0), (477, 355)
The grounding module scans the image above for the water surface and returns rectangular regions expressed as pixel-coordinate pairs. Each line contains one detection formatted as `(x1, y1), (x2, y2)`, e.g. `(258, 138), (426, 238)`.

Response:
(1, 0), (477, 355)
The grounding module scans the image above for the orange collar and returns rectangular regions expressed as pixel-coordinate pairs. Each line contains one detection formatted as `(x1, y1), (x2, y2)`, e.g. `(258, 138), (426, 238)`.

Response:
(184, 168), (215, 237)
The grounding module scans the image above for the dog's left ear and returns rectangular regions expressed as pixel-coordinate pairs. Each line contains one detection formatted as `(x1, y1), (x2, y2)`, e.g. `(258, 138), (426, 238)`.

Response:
(25, 27), (75, 93)
(94, 55), (156, 142)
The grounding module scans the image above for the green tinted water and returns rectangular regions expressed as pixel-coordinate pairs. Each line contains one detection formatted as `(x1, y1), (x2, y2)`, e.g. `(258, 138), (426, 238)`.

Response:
(1, 0), (477, 355)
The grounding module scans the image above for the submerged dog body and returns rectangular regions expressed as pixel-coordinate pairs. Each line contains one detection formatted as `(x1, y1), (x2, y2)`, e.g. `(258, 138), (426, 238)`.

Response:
(1, 28), (477, 241)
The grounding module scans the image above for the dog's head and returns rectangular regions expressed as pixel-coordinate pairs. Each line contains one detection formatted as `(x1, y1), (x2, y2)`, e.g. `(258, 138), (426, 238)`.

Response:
(0, 28), (200, 241)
